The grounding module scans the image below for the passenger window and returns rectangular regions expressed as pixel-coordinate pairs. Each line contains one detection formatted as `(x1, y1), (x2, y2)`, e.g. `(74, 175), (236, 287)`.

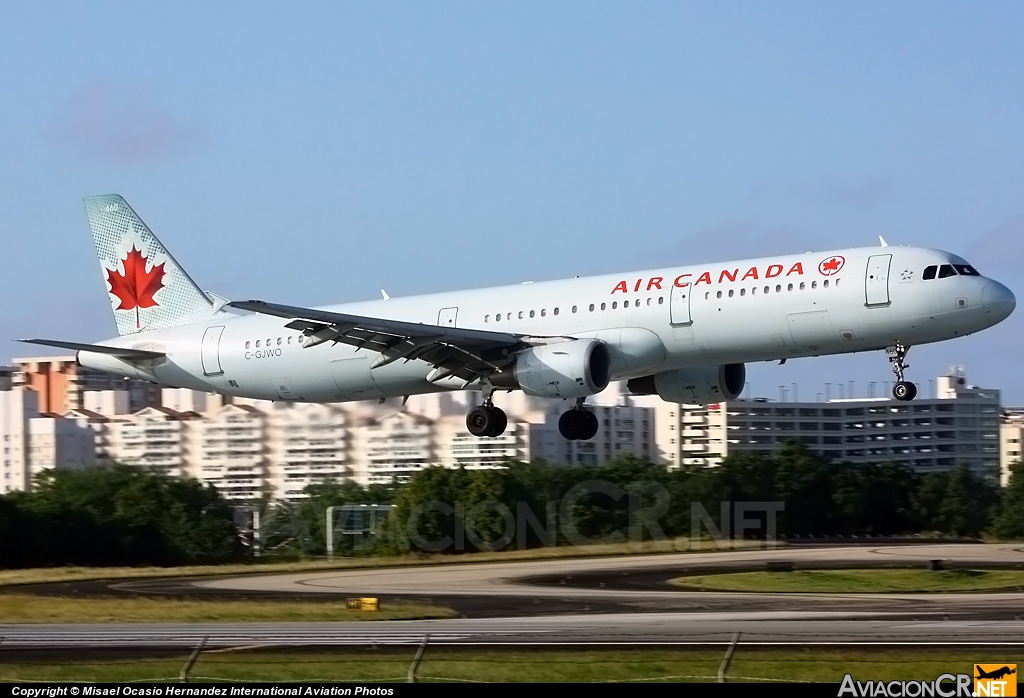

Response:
(518, 311), (524, 319)
(277, 337), (282, 345)
(646, 298), (651, 306)
(541, 309), (547, 316)
(823, 280), (829, 287)
(954, 264), (979, 276)
(266, 338), (272, 345)
(787, 284), (793, 291)
(776, 285), (782, 292)
(529, 310), (535, 318)
(255, 340), (260, 348)
(287, 336), (292, 344)
(484, 315), (490, 322)
(740, 288), (746, 296)
(751, 287), (757, 295)
(589, 304), (595, 311)
(811, 281), (817, 289)
(716, 291), (722, 299)
(495, 314), (501, 322)
(939, 264), (957, 278)
(799, 282), (805, 290)
(245, 341), (251, 349)
(764, 286), (769, 294)
(611, 302), (617, 309)
(728, 290), (734, 298)
(601, 303), (607, 310)
(572, 306), (578, 313)
(923, 265), (937, 280)
(658, 297), (664, 304)
(506, 312), (512, 320)
(553, 308), (559, 315)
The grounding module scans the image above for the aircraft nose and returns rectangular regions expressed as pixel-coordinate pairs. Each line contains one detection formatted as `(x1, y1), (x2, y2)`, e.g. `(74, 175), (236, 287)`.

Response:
(982, 280), (1016, 321)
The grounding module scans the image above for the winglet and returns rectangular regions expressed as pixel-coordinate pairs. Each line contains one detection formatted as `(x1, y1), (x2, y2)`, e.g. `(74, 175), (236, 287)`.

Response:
(879, 236), (888, 247)
(381, 289), (390, 301)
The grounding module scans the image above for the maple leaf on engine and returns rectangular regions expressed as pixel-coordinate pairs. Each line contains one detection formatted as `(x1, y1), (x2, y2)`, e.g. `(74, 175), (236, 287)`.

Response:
(106, 246), (166, 328)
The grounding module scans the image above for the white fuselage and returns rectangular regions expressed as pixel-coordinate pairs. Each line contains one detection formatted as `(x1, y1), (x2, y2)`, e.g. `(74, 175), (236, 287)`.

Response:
(80, 246), (1016, 403)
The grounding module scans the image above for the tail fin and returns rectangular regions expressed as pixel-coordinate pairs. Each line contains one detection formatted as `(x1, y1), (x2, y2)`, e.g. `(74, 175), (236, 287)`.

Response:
(84, 194), (213, 335)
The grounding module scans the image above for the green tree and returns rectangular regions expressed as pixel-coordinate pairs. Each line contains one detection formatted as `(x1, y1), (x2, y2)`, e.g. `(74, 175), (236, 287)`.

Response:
(993, 461), (1024, 539)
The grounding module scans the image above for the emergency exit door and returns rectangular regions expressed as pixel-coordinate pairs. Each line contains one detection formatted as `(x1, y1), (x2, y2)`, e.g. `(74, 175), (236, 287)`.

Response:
(865, 254), (892, 306)
(438, 307), (458, 328)
(670, 283), (692, 325)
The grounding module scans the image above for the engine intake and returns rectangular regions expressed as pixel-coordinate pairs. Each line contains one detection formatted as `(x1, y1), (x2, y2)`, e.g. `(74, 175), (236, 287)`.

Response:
(627, 363), (745, 404)
(492, 339), (611, 399)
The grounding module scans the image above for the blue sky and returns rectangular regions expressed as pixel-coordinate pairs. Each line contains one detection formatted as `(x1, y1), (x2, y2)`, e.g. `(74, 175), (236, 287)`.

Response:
(2, 2), (1022, 401)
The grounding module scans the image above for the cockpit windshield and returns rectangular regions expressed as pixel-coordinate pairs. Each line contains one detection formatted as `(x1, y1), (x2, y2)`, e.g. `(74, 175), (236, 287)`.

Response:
(923, 263), (980, 280)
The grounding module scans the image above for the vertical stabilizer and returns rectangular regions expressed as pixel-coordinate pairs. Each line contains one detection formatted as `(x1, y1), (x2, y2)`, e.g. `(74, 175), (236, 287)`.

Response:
(84, 194), (213, 335)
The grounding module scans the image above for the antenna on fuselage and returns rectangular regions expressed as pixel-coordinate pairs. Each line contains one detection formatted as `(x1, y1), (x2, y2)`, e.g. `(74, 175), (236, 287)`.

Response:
(878, 236), (889, 247)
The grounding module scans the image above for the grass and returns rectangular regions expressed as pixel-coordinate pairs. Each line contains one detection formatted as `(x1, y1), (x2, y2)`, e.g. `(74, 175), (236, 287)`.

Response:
(0, 538), (765, 588)
(671, 568), (1024, 593)
(0, 594), (455, 623)
(0, 647), (1019, 683)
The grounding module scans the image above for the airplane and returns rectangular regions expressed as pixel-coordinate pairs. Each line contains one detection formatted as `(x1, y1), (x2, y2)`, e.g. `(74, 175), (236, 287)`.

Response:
(976, 666), (1017, 680)
(22, 194), (1016, 441)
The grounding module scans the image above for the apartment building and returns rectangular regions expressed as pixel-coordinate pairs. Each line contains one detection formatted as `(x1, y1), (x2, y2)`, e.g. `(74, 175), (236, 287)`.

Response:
(724, 370), (1001, 481)
(1001, 409), (1024, 486)
(13, 356), (160, 414)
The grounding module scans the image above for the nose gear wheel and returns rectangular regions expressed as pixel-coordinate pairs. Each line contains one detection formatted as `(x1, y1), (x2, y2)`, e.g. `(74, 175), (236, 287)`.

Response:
(886, 342), (917, 401)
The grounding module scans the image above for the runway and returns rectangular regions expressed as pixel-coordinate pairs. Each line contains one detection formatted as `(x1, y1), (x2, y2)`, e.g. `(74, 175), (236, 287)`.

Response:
(6, 544), (1024, 649)
(4, 614), (1024, 648)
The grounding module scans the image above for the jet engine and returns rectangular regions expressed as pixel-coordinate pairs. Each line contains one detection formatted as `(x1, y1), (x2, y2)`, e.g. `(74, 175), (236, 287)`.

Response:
(627, 363), (745, 404)
(492, 339), (611, 399)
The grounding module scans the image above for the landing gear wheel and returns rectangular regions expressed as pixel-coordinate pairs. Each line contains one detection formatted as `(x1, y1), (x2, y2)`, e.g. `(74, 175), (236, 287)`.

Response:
(489, 406), (507, 437)
(558, 409), (588, 440)
(886, 342), (916, 401)
(892, 381), (918, 402)
(466, 405), (508, 437)
(467, 405), (495, 437)
(581, 410), (599, 440)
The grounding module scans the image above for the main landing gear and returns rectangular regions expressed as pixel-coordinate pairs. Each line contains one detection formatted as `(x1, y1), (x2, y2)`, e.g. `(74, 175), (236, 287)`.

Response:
(887, 342), (918, 402)
(558, 399), (599, 441)
(466, 395), (507, 437)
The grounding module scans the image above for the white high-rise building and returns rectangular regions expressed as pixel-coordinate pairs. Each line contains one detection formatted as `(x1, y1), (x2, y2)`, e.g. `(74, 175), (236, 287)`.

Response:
(264, 402), (349, 499)
(350, 411), (434, 485)
(103, 406), (192, 478)
(0, 387), (93, 493)
(1001, 409), (1024, 487)
(185, 403), (265, 500)
(0, 388), (36, 493)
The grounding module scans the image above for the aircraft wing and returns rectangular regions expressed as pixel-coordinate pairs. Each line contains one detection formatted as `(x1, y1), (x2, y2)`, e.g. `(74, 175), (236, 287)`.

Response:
(228, 300), (544, 385)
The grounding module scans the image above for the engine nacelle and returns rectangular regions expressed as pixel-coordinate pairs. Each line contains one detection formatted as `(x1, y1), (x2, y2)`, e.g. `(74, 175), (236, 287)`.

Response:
(493, 339), (611, 399)
(627, 363), (745, 405)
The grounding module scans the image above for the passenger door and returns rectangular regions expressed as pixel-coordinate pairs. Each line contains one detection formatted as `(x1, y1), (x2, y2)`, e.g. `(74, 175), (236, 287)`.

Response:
(865, 254), (892, 306)
(201, 326), (225, 376)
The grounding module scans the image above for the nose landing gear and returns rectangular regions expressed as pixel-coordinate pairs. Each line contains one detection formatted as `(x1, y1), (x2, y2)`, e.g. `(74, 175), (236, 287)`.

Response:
(466, 392), (508, 437)
(558, 399), (599, 441)
(887, 342), (918, 401)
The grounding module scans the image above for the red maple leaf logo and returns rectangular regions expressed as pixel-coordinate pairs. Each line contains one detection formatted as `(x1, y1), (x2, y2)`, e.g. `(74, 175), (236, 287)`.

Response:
(106, 246), (165, 329)
(818, 255), (845, 276)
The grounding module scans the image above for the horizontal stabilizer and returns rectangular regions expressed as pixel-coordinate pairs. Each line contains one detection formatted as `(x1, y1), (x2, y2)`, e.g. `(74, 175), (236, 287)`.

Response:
(18, 339), (164, 360)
